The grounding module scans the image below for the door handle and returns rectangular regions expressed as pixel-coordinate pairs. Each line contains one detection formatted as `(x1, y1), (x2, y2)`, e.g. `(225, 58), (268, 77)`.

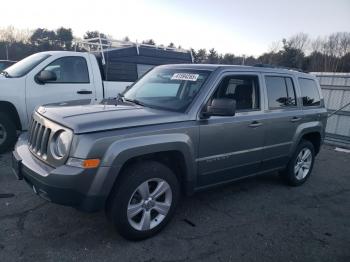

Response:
(290, 117), (302, 122)
(248, 121), (262, 128)
(77, 90), (92, 94)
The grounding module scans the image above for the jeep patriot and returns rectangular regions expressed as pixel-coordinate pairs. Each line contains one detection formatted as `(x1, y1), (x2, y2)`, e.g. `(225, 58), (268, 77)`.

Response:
(12, 64), (327, 240)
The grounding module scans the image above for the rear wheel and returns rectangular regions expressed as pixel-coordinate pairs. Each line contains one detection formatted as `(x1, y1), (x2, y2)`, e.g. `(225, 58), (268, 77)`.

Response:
(0, 113), (17, 153)
(106, 161), (180, 240)
(281, 140), (315, 186)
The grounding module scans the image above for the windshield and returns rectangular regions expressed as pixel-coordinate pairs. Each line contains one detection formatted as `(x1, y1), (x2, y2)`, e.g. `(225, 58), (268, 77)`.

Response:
(124, 68), (211, 112)
(3, 53), (51, 78)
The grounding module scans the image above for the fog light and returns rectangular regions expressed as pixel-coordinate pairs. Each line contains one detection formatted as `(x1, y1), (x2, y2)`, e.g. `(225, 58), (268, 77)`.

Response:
(67, 158), (100, 169)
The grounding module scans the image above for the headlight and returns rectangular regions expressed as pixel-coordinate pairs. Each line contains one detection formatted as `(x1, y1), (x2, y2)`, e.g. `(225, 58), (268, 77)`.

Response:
(51, 131), (71, 158)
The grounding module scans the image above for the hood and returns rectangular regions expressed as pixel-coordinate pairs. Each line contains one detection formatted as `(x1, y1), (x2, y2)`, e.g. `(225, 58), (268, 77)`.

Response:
(37, 99), (188, 134)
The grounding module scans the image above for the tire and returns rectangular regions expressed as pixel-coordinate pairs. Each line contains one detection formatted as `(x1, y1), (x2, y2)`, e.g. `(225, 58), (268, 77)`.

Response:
(281, 140), (315, 186)
(106, 160), (180, 240)
(0, 113), (17, 153)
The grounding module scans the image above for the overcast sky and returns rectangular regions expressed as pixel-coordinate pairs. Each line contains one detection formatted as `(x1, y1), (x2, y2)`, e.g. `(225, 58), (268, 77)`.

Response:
(1, 0), (349, 56)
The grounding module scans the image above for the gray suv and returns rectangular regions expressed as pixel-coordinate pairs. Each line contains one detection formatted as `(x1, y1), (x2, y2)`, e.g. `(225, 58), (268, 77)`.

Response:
(12, 64), (327, 240)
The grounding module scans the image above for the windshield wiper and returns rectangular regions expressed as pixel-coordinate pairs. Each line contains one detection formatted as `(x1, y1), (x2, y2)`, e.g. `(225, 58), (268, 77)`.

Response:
(0, 70), (11, 78)
(100, 93), (126, 106)
(117, 93), (125, 102)
(123, 97), (146, 107)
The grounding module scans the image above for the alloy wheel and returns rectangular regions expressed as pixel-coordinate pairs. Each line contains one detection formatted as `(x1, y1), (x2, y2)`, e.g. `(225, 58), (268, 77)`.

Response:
(294, 148), (312, 180)
(127, 178), (172, 231)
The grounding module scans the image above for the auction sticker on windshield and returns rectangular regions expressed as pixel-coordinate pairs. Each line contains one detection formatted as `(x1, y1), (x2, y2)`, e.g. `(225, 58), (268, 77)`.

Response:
(171, 73), (199, 81)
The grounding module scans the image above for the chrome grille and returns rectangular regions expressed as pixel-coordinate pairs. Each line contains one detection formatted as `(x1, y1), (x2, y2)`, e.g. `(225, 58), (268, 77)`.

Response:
(28, 111), (73, 167)
(28, 117), (52, 158)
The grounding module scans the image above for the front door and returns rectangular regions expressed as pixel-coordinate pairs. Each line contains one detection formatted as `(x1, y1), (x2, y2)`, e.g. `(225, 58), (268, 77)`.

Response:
(197, 73), (267, 187)
(25, 55), (96, 121)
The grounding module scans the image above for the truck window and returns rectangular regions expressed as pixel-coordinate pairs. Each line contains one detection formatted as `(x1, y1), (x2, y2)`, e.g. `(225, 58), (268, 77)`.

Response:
(298, 78), (321, 107)
(265, 76), (297, 109)
(211, 75), (260, 111)
(42, 56), (90, 83)
(4, 53), (50, 78)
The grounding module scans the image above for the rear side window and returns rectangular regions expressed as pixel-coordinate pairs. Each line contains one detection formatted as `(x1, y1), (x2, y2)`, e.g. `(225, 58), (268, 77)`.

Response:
(298, 78), (321, 107)
(265, 76), (297, 109)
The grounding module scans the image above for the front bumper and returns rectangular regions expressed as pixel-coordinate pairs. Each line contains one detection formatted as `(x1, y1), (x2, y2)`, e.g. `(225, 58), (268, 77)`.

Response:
(12, 134), (108, 212)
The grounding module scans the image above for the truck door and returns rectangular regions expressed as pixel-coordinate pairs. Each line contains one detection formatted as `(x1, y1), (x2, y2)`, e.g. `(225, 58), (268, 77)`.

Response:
(25, 55), (96, 120)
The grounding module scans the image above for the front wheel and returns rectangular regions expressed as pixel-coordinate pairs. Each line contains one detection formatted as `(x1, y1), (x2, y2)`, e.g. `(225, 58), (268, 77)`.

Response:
(106, 161), (180, 240)
(0, 113), (17, 153)
(281, 140), (315, 186)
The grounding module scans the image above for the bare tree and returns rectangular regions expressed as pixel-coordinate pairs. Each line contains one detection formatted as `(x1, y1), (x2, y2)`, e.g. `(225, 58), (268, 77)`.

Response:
(323, 33), (343, 71)
(287, 33), (310, 53)
(0, 26), (31, 43)
(310, 37), (324, 53)
(268, 40), (282, 53)
(338, 32), (350, 57)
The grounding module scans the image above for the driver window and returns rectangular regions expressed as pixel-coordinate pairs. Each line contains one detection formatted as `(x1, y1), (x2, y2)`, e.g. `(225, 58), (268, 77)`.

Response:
(42, 56), (90, 83)
(211, 75), (260, 111)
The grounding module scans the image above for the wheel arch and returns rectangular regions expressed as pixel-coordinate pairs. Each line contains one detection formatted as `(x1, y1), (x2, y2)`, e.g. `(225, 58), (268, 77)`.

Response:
(301, 132), (321, 155)
(292, 122), (324, 156)
(101, 134), (197, 199)
(0, 101), (22, 130)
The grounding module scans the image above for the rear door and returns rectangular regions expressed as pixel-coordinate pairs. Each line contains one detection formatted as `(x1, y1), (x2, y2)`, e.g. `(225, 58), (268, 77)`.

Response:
(260, 73), (303, 170)
(25, 54), (96, 119)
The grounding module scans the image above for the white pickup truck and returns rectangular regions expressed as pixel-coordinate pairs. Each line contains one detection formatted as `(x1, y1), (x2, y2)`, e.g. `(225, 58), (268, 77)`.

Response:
(0, 46), (192, 152)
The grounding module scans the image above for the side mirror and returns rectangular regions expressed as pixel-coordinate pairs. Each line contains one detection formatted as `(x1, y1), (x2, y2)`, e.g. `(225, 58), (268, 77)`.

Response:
(35, 70), (57, 84)
(202, 98), (236, 118)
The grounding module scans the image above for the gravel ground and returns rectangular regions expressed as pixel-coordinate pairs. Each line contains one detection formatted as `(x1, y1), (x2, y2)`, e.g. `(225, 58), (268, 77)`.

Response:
(0, 145), (349, 262)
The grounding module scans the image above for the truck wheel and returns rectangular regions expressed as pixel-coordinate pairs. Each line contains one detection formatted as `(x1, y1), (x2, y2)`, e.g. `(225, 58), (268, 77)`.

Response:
(0, 113), (17, 153)
(281, 140), (315, 186)
(106, 161), (180, 240)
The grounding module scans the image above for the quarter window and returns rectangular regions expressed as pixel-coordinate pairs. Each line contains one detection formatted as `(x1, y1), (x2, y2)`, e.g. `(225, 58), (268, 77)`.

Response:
(42, 56), (90, 83)
(265, 76), (297, 108)
(298, 78), (321, 107)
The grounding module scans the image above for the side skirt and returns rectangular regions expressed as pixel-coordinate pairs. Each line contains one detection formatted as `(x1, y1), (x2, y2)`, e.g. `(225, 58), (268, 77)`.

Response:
(193, 166), (286, 193)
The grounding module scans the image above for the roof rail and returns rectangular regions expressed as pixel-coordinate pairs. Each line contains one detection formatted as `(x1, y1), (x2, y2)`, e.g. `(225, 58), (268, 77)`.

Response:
(254, 63), (307, 73)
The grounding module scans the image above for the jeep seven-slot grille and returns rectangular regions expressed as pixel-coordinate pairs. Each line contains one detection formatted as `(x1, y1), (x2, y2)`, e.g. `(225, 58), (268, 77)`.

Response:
(28, 117), (52, 158)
